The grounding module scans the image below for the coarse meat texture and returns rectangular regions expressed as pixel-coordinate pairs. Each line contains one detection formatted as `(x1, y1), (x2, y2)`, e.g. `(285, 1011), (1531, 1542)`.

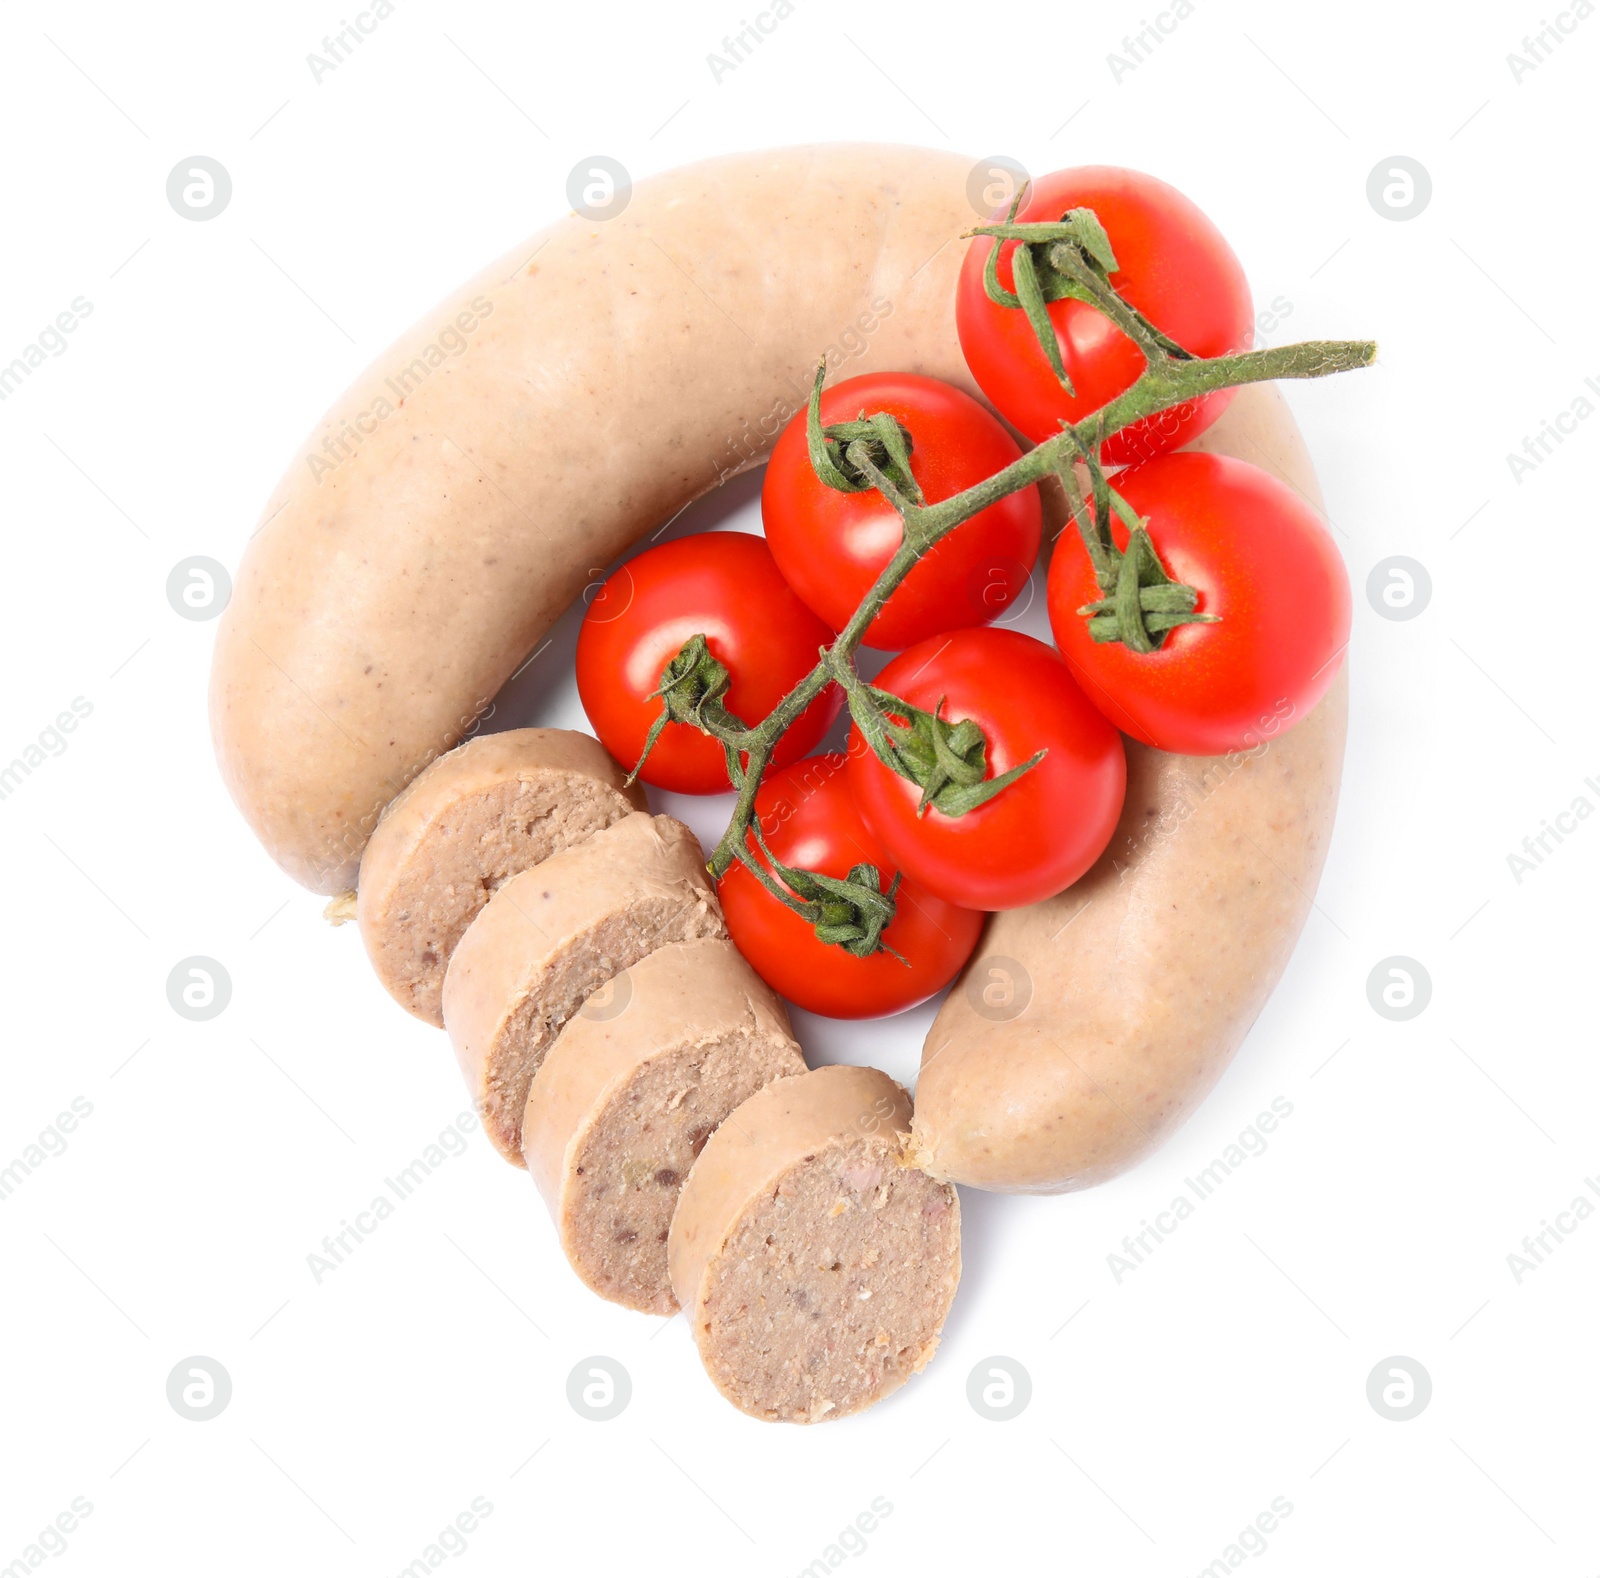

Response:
(360, 747), (641, 1024)
(698, 1137), (960, 1423)
(444, 814), (728, 1164)
(561, 1034), (805, 1314)
(478, 899), (726, 1161)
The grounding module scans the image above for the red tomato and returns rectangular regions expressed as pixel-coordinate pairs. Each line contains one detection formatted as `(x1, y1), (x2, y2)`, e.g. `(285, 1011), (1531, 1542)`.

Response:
(717, 757), (983, 1020)
(762, 373), (1041, 651)
(956, 166), (1253, 464)
(576, 533), (841, 794)
(1047, 452), (1351, 756)
(847, 629), (1125, 910)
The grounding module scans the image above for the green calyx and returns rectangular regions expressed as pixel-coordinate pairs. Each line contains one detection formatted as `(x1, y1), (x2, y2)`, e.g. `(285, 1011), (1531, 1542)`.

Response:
(968, 188), (1195, 390)
(843, 675), (1045, 818)
(629, 633), (741, 785)
(1053, 436), (1216, 654)
(742, 813), (906, 961)
(781, 860), (904, 959)
(805, 361), (925, 504)
(1077, 525), (1217, 652)
(639, 187), (1376, 960)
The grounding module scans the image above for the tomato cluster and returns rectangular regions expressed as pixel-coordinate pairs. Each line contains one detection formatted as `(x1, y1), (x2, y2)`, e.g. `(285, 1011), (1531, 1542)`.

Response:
(575, 166), (1351, 1021)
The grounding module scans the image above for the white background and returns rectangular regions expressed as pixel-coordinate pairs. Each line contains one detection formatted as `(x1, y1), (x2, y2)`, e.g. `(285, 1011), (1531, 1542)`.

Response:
(2, 0), (1596, 1573)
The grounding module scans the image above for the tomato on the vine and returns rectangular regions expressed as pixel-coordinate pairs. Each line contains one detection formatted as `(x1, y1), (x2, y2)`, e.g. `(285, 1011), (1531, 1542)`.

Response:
(762, 372), (1042, 651)
(716, 757), (983, 1020)
(957, 166), (1253, 463)
(1047, 452), (1351, 756)
(847, 628), (1126, 911)
(576, 533), (841, 795)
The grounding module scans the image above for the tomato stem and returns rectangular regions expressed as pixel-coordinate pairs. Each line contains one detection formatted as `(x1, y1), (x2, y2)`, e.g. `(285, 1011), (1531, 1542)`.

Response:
(642, 203), (1374, 953)
(805, 361), (924, 503)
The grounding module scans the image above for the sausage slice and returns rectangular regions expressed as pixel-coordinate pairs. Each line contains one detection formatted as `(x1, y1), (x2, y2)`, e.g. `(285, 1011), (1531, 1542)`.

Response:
(357, 729), (646, 1026)
(669, 1066), (960, 1423)
(522, 937), (806, 1315)
(443, 813), (725, 1165)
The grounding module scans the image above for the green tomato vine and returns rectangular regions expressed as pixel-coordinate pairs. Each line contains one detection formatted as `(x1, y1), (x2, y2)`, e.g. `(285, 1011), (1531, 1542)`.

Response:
(630, 190), (1375, 957)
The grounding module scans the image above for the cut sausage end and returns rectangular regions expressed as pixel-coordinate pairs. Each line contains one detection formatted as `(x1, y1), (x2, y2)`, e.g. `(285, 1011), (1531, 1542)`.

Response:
(357, 729), (645, 1026)
(525, 938), (806, 1315)
(443, 814), (726, 1166)
(670, 1066), (960, 1423)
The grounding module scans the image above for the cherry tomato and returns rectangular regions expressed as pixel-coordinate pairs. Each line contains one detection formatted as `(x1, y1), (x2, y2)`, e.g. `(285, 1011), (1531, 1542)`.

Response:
(847, 629), (1126, 910)
(762, 372), (1041, 651)
(576, 533), (841, 794)
(1047, 452), (1351, 756)
(957, 166), (1253, 464)
(717, 757), (983, 1020)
